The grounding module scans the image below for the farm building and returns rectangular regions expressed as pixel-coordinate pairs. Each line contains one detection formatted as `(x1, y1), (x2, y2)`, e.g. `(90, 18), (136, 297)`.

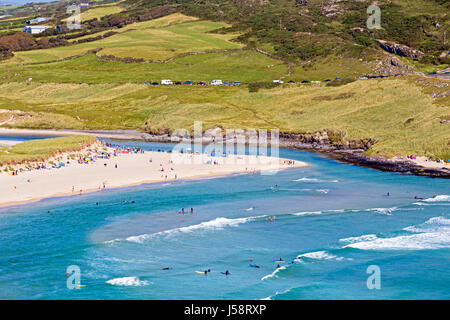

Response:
(23, 26), (50, 34)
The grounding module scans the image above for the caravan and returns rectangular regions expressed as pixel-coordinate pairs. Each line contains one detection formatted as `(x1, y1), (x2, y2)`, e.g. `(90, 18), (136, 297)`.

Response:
(211, 80), (223, 86)
(161, 79), (173, 85)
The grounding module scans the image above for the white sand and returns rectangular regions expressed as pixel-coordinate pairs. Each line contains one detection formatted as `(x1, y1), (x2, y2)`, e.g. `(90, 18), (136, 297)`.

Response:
(392, 156), (449, 170)
(0, 146), (306, 208)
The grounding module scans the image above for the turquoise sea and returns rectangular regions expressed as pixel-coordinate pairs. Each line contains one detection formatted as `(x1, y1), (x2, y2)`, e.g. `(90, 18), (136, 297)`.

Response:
(0, 139), (449, 299)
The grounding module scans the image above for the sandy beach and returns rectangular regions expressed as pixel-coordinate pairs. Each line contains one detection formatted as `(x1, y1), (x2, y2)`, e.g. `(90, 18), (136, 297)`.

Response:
(0, 143), (306, 208)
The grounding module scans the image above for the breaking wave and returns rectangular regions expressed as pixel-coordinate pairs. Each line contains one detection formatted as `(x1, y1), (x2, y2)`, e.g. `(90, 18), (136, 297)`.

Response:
(105, 215), (266, 244)
(261, 264), (289, 281)
(106, 277), (149, 286)
(296, 250), (344, 261)
(344, 216), (450, 250)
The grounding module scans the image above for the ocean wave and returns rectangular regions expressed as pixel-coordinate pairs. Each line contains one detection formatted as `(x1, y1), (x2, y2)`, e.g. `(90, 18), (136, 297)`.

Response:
(296, 250), (344, 261)
(292, 177), (339, 183)
(261, 265), (289, 281)
(105, 215), (266, 244)
(345, 216), (450, 250)
(422, 195), (450, 202)
(339, 234), (378, 244)
(106, 277), (149, 286)
(261, 287), (293, 300)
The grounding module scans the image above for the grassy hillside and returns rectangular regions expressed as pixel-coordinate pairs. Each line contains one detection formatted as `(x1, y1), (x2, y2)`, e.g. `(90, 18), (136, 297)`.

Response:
(0, 78), (448, 160)
(1, 50), (286, 83)
(1, 14), (240, 65)
(0, 2), (448, 163)
(61, 4), (125, 22)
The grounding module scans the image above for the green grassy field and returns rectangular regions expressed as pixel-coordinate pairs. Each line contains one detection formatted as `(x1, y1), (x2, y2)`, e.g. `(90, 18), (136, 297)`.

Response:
(62, 4), (125, 23)
(0, 135), (97, 166)
(0, 78), (448, 160)
(1, 13), (239, 65)
(0, 50), (286, 83)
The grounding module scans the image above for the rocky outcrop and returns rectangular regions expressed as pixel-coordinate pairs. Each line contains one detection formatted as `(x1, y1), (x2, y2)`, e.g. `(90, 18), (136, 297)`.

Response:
(439, 50), (450, 64)
(376, 40), (424, 58)
(140, 130), (449, 178)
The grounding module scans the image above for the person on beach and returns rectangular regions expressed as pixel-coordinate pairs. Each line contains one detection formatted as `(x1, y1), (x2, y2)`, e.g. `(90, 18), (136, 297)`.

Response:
(190, 208), (194, 214)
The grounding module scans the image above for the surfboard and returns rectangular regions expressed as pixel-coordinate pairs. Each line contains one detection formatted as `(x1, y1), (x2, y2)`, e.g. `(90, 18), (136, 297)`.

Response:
(273, 260), (285, 263)
(195, 271), (206, 274)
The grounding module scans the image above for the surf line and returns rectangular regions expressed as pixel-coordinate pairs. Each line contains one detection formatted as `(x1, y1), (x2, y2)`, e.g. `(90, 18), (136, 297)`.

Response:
(185, 304), (219, 317)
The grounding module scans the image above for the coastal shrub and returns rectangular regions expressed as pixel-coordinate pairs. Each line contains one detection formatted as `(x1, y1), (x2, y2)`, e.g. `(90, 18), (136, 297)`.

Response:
(326, 78), (356, 87)
(248, 82), (280, 93)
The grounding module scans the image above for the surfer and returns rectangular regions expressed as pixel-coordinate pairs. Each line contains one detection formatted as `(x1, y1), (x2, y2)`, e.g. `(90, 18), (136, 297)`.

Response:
(224, 270), (230, 276)
(386, 192), (390, 196)
(191, 207), (194, 214)
(276, 264), (280, 268)
(161, 267), (172, 270)
(414, 195), (423, 200)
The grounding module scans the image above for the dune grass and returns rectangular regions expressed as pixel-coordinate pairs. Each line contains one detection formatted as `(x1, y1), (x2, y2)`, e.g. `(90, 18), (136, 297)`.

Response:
(0, 135), (97, 166)
(0, 78), (448, 160)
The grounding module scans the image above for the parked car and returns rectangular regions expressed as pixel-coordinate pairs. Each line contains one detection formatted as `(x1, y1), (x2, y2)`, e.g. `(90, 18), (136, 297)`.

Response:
(152, 82), (160, 85)
(161, 79), (173, 85)
(273, 80), (284, 84)
(311, 80), (321, 84)
(288, 80), (296, 84)
(301, 80), (309, 83)
(174, 81), (182, 85)
(324, 79), (331, 82)
(197, 81), (207, 85)
(144, 82), (150, 85)
(211, 79), (223, 85)
(359, 76), (368, 80)
(184, 80), (195, 85)
(223, 82), (231, 86)
(232, 81), (241, 86)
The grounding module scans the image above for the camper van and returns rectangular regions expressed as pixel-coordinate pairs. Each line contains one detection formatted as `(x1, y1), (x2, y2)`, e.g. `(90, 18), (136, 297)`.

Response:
(211, 80), (223, 86)
(161, 79), (173, 85)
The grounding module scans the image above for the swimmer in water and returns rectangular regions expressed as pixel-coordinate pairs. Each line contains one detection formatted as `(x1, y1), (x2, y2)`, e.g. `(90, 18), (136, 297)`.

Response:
(162, 267), (171, 270)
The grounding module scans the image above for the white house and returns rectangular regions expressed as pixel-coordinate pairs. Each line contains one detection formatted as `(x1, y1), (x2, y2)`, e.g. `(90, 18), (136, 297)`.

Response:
(23, 25), (50, 34)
